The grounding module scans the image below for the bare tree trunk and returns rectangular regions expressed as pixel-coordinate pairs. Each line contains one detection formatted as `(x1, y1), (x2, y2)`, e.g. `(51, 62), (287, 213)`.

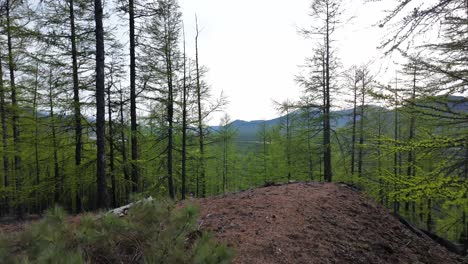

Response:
(323, 1), (332, 183)
(119, 89), (130, 202)
(129, 0), (139, 193)
(351, 80), (358, 178)
(393, 78), (399, 214)
(0, 51), (9, 215)
(286, 110), (292, 181)
(377, 107), (384, 205)
(223, 132), (228, 194)
(263, 124), (268, 183)
(6, 0), (23, 219)
(33, 63), (41, 214)
(181, 27), (187, 200)
(94, 0), (110, 209)
(306, 110), (314, 181)
(358, 80), (365, 177)
(107, 78), (116, 208)
(406, 68), (417, 213)
(69, 0), (83, 213)
(195, 16), (206, 197)
(165, 21), (175, 200)
(48, 71), (60, 204)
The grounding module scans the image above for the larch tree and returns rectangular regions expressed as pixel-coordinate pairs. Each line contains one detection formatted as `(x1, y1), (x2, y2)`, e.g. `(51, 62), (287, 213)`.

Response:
(299, 0), (342, 183)
(141, 0), (182, 199)
(5, 0), (23, 218)
(195, 16), (206, 197)
(181, 25), (188, 200)
(357, 64), (373, 178)
(129, 0), (139, 194)
(94, 0), (110, 209)
(68, 0), (84, 213)
(0, 48), (8, 215)
(344, 66), (362, 178)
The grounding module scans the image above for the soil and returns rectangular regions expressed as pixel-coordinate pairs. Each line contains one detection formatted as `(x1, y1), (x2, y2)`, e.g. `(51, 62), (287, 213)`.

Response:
(196, 182), (466, 264)
(1, 182), (466, 263)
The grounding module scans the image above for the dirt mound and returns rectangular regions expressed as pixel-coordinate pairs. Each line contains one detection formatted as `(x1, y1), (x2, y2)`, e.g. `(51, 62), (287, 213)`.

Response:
(196, 183), (465, 264)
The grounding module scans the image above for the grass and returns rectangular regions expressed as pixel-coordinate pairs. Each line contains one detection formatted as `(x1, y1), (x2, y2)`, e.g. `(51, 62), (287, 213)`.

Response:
(0, 200), (233, 264)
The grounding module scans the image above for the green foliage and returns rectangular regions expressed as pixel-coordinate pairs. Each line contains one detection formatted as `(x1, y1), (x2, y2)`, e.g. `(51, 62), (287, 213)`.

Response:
(0, 202), (233, 264)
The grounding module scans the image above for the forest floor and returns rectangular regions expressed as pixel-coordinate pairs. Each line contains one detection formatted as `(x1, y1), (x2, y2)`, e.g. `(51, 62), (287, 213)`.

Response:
(0, 182), (466, 263)
(194, 182), (466, 264)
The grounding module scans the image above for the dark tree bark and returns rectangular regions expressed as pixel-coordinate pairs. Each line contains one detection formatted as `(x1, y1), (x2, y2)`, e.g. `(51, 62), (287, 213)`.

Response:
(119, 89), (130, 202)
(166, 39), (175, 200)
(323, 1), (332, 183)
(107, 76), (116, 208)
(306, 110), (314, 181)
(224, 132), (229, 193)
(377, 107), (384, 205)
(33, 63), (41, 213)
(129, 0), (139, 193)
(68, 0), (83, 213)
(393, 78), (400, 214)
(195, 17), (206, 197)
(405, 67), (417, 213)
(0, 51), (9, 215)
(181, 27), (187, 200)
(357, 78), (365, 177)
(94, 0), (110, 209)
(48, 71), (60, 204)
(406, 68), (417, 178)
(350, 76), (358, 177)
(285, 110), (292, 181)
(6, 0), (23, 219)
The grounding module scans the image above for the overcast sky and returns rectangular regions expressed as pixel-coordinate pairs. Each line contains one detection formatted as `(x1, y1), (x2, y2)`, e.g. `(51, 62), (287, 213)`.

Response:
(178, 0), (396, 125)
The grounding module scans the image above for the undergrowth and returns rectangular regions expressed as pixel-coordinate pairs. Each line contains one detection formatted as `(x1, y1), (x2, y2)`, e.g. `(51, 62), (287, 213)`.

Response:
(0, 201), (233, 264)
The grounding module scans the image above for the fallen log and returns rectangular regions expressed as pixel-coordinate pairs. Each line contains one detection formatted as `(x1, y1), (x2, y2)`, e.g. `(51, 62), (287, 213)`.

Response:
(393, 213), (466, 256)
(108, 196), (154, 217)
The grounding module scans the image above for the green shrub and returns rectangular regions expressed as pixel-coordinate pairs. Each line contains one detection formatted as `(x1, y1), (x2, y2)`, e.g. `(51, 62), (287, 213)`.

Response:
(0, 201), (233, 264)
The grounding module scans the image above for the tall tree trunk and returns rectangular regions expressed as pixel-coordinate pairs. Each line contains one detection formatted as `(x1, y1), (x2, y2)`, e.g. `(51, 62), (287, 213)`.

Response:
(351, 79), (358, 178)
(406, 68), (417, 213)
(0, 51), (9, 215)
(107, 80), (116, 208)
(33, 63), (41, 214)
(48, 71), (60, 204)
(94, 0), (110, 209)
(165, 22), (175, 200)
(323, 1), (332, 183)
(286, 110), (291, 181)
(377, 107), (384, 205)
(119, 89), (130, 202)
(195, 17), (206, 197)
(6, 0), (23, 219)
(181, 27), (187, 200)
(307, 110), (314, 181)
(393, 77), (399, 214)
(223, 132), (227, 194)
(358, 79), (365, 177)
(129, 0), (139, 193)
(69, 0), (83, 213)
(262, 123), (268, 183)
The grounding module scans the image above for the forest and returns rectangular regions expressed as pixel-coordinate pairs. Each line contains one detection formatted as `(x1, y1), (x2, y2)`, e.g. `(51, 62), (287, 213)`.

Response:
(0, 0), (468, 260)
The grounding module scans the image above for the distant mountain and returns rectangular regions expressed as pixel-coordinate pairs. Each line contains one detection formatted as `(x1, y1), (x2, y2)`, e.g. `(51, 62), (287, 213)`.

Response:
(212, 107), (377, 143)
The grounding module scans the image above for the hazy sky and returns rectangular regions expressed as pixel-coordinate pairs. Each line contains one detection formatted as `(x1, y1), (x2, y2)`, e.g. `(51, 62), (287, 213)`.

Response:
(178, 0), (396, 125)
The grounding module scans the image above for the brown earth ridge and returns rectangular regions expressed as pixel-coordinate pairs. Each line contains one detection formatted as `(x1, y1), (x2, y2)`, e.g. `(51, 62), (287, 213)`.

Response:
(196, 182), (465, 264)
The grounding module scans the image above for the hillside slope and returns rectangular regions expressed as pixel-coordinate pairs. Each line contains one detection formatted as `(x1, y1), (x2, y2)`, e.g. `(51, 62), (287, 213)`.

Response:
(196, 183), (464, 264)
